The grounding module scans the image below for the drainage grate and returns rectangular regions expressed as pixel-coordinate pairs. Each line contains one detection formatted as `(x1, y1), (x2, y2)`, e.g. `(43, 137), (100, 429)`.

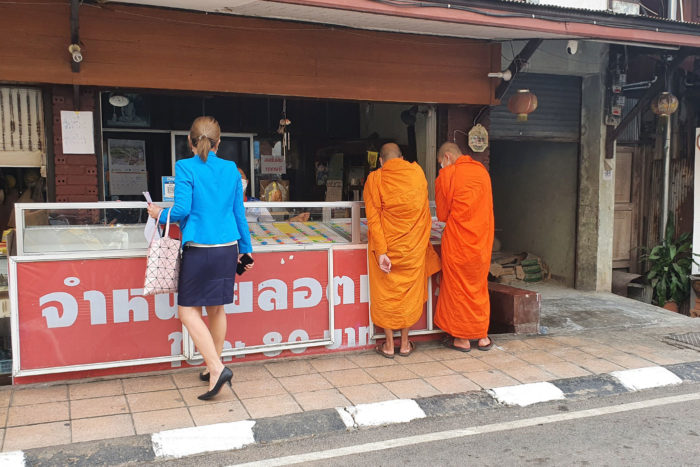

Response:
(664, 332), (700, 351)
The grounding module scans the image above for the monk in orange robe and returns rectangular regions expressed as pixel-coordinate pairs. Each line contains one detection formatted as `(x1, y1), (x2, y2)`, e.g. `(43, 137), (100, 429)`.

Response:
(364, 143), (440, 358)
(434, 142), (495, 351)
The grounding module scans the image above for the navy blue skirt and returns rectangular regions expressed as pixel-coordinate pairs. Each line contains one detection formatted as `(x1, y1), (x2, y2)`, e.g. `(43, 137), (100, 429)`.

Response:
(178, 243), (238, 307)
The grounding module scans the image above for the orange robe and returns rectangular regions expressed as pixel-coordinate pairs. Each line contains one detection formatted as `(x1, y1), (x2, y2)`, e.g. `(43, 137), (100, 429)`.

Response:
(364, 158), (441, 330)
(434, 155), (494, 339)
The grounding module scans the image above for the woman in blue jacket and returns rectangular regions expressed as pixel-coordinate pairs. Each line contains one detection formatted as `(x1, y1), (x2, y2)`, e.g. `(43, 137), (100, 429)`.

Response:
(147, 116), (253, 400)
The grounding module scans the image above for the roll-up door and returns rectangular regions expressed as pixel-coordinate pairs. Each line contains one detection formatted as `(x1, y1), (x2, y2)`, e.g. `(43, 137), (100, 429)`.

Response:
(490, 73), (581, 142)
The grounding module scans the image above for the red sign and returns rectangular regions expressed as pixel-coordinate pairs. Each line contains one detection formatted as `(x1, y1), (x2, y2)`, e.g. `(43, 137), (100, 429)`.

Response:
(14, 246), (437, 379)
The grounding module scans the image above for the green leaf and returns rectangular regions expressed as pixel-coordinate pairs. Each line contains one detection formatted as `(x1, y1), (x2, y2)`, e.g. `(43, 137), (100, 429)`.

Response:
(669, 245), (677, 260)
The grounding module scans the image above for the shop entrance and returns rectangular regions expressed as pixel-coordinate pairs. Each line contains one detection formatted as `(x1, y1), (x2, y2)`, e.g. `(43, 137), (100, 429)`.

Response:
(99, 92), (437, 204)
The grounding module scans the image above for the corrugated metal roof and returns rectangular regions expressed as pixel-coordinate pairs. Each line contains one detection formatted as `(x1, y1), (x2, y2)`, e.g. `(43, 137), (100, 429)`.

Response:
(428, 0), (700, 26)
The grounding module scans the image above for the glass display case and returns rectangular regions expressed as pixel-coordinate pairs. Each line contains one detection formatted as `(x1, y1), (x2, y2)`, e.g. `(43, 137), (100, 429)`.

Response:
(13, 201), (365, 256)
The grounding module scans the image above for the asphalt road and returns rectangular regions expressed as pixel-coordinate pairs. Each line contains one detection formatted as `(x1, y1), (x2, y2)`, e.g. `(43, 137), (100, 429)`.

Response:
(149, 383), (700, 467)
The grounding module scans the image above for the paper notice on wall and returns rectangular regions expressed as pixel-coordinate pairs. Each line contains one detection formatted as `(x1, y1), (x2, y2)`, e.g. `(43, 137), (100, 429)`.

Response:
(325, 179), (343, 202)
(261, 155), (286, 175)
(693, 128), (700, 275)
(60, 111), (95, 154)
(110, 172), (148, 196)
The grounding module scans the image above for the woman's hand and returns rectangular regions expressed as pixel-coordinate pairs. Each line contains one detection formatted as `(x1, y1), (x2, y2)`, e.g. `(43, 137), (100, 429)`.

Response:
(239, 253), (254, 271)
(146, 203), (162, 220)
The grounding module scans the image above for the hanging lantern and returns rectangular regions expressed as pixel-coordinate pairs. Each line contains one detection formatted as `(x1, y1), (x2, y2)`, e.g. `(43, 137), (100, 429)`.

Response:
(508, 89), (538, 122)
(651, 92), (678, 117)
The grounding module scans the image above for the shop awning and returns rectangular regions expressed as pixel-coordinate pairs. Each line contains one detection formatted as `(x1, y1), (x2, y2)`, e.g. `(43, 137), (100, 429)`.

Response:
(111, 0), (700, 47)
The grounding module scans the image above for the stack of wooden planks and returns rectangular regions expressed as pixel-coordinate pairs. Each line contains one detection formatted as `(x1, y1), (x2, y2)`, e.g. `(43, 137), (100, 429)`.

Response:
(489, 252), (550, 284)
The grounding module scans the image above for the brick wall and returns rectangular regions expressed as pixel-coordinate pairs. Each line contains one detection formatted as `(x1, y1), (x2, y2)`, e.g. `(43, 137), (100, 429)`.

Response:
(51, 86), (99, 202)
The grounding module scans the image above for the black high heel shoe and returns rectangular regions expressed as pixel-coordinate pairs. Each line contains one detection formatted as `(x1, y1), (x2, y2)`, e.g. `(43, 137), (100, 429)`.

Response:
(198, 367), (233, 401)
(199, 372), (210, 382)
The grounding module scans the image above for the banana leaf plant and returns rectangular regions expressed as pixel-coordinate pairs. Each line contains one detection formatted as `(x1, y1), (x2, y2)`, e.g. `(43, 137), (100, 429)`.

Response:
(641, 213), (698, 307)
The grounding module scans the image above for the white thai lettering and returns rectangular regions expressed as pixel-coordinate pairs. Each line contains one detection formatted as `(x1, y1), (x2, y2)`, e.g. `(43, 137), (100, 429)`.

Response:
(83, 290), (107, 325)
(288, 329), (310, 354)
(155, 293), (178, 320)
(113, 289), (149, 323)
(292, 278), (322, 308)
(224, 282), (253, 314)
(40, 292), (78, 328)
(258, 280), (288, 311)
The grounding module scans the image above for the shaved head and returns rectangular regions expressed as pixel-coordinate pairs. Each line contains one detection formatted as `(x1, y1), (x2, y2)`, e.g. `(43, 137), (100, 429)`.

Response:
(438, 141), (463, 168)
(379, 142), (403, 164)
(438, 142), (462, 159)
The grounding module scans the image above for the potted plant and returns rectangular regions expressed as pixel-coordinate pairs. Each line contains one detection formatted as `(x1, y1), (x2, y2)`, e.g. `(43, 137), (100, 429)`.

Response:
(642, 213), (698, 311)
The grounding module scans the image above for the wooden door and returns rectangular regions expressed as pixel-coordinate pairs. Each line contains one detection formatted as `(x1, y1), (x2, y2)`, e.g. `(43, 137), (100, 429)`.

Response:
(613, 148), (635, 269)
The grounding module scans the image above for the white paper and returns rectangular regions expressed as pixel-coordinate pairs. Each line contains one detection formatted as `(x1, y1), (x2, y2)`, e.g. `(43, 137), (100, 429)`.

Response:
(60, 111), (95, 154)
(261, 155), (286, 175)
(143, 191), (156, 242)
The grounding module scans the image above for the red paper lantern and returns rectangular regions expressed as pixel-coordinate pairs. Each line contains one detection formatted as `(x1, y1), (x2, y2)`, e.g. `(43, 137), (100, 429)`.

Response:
(508, 89), (538, 122)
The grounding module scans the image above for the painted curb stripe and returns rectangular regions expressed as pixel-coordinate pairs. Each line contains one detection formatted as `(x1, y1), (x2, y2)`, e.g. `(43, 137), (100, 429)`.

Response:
(488, 381), (566, 407)
(0, 451), (25, 467)
(152, 420), (256, 459)
(344, 399), (426, 427)
(231, 393), (700, 467)
(610, 366), (683, 391)
(336, 407), (356, 428)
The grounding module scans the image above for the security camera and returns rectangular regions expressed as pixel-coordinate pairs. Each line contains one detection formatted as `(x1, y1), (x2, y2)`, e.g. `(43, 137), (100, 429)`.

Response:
(68, 44), (83, 63)
(566, 40), (579, 55)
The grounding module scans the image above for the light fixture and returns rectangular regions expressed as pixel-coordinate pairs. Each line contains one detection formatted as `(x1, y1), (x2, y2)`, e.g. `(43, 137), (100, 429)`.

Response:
(508, 89), (538, 122)
(651, 91), (678, 117)
(108, 93), (129, 108)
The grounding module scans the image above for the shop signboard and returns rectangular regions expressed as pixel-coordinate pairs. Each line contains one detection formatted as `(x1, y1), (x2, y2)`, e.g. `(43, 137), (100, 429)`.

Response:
(11, 248), (383, 377)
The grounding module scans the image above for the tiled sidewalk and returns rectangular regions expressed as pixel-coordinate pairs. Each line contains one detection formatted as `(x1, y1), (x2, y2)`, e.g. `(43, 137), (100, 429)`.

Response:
(1, 330), (699, 452)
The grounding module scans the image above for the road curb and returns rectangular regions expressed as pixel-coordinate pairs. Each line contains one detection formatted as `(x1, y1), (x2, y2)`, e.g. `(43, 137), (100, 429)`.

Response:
(13, 362), (700, 465)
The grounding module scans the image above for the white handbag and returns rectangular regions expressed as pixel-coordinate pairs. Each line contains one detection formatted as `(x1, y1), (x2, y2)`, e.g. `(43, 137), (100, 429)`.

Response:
(143, 208), (181, 295)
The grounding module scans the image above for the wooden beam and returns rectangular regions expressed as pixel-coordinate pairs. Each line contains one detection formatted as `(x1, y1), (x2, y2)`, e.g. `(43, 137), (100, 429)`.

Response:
(70, 0), (80, 73)
(495, 39), (543, 101)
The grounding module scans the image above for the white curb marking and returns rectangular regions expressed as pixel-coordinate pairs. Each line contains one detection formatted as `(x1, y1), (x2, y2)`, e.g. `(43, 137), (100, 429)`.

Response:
(344, 399), (426, 427)
(152, 420), (256, 458)
(489, 382), (565, 407)
(610, 366), (682, 391)
(232, 393), (700, 467)
(0, 451), (25, 467)
(336, 407), (356, 428)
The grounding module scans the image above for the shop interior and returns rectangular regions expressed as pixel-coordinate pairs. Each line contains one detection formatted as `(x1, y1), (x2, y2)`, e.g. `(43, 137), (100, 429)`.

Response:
(100, 91), (427, 204)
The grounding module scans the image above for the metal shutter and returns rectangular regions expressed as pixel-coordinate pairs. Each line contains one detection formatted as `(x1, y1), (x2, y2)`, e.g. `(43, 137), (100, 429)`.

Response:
(490, 73), (581, 142)
(0, 87), (46, 167)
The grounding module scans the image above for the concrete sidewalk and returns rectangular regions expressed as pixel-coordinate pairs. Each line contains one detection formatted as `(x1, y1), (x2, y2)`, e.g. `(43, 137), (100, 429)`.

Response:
(1, 286), (699, 456)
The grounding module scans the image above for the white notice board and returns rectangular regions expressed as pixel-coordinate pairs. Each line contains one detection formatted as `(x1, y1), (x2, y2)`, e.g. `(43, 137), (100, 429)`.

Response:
(60, 111), (95, 154)
(693, 128), (700, 275)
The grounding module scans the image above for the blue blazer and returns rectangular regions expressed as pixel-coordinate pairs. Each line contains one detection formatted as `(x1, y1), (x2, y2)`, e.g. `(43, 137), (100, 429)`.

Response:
(158, 151), (252, 254)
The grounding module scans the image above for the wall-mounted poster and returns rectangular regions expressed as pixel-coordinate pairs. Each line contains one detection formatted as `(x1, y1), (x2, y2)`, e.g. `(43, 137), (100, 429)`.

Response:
(108, 139), (146, 173)
(108, 139), (148, 195)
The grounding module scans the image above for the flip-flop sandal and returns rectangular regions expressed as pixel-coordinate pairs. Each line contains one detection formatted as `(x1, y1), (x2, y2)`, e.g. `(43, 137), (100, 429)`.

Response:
(398, 341), (416, 357)
(442, 337), (471, 353)
(477, 337), (494, 351)
(375, 343), (395, 359)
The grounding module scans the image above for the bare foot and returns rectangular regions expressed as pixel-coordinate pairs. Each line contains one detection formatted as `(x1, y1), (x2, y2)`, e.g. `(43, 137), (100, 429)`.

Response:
(453, 337), (471, 351)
